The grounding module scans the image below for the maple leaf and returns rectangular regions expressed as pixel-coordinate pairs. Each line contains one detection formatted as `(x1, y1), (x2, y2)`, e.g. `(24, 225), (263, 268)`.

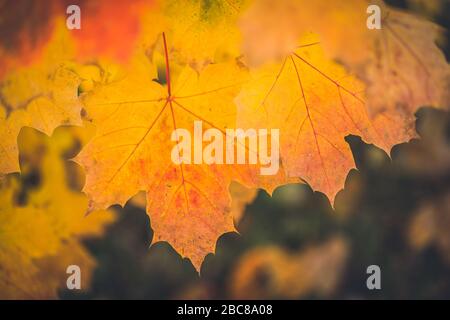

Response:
(0, 126), (114, 299)
(74, 33), (264, 270)
(239, 0), (450, 117)
(237, 33), (416, 202)
(0, 1), (162, 178)
(139, 0), (249, 71)
(360, 2), (450, 117)
(0, 20), (83, 176)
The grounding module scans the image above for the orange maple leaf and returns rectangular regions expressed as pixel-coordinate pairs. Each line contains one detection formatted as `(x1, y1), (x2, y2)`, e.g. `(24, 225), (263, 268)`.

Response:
(237, 34), (415, 202)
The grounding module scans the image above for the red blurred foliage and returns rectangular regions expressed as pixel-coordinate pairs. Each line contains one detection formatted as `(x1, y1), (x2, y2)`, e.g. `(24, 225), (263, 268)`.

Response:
(0, 0), (154, 79)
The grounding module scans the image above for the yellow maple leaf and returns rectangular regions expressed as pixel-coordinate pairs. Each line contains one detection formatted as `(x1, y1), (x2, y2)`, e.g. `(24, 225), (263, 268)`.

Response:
(74, 33), (266, 270)
(237, 33), (415, 202)
(0, 20), (82, 176)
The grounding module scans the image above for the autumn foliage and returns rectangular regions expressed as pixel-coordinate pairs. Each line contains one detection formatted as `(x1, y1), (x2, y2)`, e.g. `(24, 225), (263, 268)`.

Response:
(0, 0), (449, 298)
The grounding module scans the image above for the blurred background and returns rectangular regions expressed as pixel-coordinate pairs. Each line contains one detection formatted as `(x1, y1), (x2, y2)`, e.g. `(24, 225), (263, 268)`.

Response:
(58, 106), (450, 300)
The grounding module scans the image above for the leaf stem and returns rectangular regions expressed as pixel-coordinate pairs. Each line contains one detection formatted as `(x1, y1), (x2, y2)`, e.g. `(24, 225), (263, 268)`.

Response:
(162, 32), (172, 97)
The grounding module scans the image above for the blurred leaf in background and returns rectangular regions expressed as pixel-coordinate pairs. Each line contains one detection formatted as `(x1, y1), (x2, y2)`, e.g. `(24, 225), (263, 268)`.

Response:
(0, 125), (115, 299)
